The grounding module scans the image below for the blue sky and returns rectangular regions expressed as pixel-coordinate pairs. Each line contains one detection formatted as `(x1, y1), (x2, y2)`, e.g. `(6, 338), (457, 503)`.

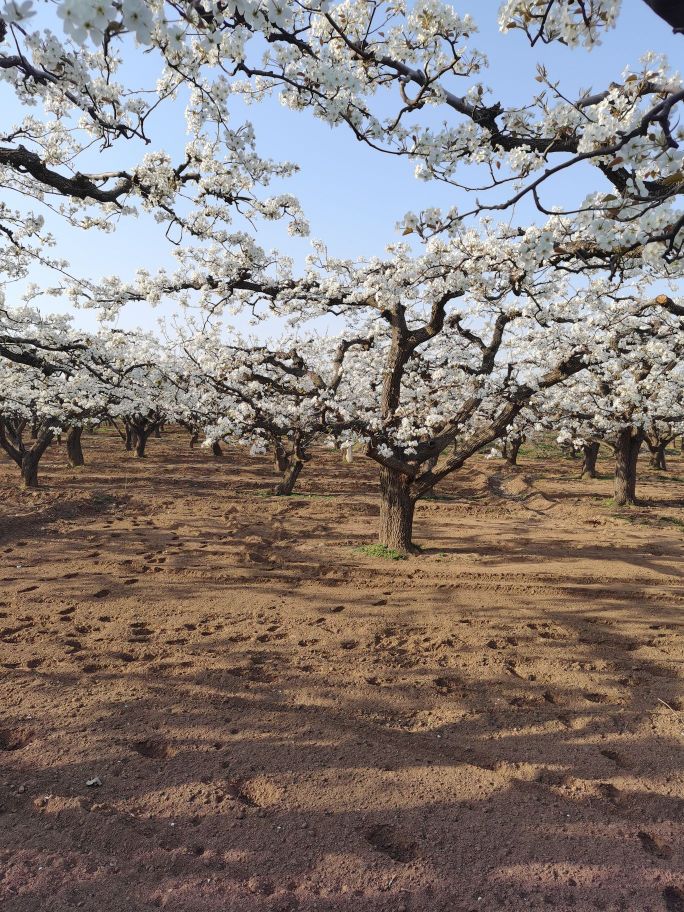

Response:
(2, 1), (681, 332)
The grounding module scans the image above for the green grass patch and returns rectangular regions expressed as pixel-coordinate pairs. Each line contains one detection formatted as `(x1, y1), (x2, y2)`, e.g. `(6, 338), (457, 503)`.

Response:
(355, 543), (408, 560)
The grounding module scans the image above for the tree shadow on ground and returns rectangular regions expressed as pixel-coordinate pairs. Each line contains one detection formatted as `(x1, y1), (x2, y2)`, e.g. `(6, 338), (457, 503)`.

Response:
(1, 435), (683, 911)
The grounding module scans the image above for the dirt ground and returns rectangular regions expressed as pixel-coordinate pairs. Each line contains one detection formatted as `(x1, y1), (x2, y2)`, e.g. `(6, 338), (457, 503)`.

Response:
(0, 431), (683, 912)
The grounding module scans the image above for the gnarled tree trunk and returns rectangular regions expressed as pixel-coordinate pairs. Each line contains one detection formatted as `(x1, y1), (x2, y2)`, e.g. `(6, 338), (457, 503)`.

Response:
(273, 441), (289, 473)
(504, 436), (523, 466)
(648, 441), (667, 471)
(274, 459), (303, 496)
(134, 429), (149, 458)
(379, 467), (416, 553)
(614, 429), (643, 506)
(66, 427), (84, 467)
(21, 450), (41, 488)
(0, 420), (53, 488)
(125, 423), (135, 452)
(580, 441), (600, 478)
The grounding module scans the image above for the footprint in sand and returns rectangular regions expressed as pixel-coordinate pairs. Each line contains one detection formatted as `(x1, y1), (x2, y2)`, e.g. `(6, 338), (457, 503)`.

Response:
(114, 652), (136, 663)
(363, 824), (417, 863)
(130, 738), (175, 759)
(0, 728), (34, 751)
(597, 783), (622, 805)
(600, 749), (633, 769)
(638, 832), (673, 860)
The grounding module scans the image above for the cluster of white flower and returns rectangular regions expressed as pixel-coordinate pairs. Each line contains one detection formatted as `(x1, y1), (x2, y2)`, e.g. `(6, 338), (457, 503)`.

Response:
(498, 0), (622, 47)
(1, 0), (684, 543)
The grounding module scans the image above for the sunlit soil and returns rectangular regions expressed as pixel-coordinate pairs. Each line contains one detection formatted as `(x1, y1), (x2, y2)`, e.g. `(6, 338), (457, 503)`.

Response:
(1, 431), (682, 912)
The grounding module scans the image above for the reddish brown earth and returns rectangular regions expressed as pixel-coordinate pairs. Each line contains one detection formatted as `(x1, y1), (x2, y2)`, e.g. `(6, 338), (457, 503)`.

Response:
(0, 431), (683, 912)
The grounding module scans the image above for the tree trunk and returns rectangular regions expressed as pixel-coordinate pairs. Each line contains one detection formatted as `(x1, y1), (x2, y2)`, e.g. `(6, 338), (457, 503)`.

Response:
(273, 441), (289, 473)
(135, 430), (148, 458)
(66, 427), (84, 467)
(189, 430), (199, 449)
(154, 424), (162, 439)
(505, 438), (522, 466)
(581, 441), (600, 478)
(274, 459), (303, 496)
(614, 429), (642, 506)
(21, 450), (40, 488)
(212, 441), (223, 458)
(125, 424), (135, 452)
(378, 467), (416, 553)
(650, 442), (667, 471)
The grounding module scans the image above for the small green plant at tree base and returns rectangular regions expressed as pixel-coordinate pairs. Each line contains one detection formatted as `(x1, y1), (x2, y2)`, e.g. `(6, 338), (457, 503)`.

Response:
(355, 544), (408, 560)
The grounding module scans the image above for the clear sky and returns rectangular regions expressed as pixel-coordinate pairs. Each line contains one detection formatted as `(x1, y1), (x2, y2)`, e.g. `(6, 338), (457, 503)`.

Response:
(3, 1), (681, 332)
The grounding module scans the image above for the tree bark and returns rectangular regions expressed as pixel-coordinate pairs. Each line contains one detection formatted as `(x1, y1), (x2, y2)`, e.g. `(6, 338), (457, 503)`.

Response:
(378, 467), (416, 553)
(212, 441), (223, 457)
(0, 421), (53, 488)
(581, 441), (600, 478)
(614, 429), (643, 506)
(274, 459), (303, 495)
(504, 437), (523, 466)
(21, 450), (40, 488)
(134, 430), (148, 458)
(189, 430), (199, 449)
(66, 427), (84, 467)
(125, 424), (135, 452)
(649, 442), (667, 471)
(273, 441), (289, 473)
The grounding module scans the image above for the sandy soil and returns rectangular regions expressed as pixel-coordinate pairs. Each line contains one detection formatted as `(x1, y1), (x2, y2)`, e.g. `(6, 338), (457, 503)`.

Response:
(0, 431), (683, 912)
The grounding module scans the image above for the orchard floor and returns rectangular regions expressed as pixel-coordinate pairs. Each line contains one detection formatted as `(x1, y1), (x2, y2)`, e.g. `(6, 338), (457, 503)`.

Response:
(1, 432), (683, 912)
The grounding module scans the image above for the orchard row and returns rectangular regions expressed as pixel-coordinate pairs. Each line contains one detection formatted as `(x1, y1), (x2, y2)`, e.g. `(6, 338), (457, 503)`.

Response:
(1, 1), (684, 552)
